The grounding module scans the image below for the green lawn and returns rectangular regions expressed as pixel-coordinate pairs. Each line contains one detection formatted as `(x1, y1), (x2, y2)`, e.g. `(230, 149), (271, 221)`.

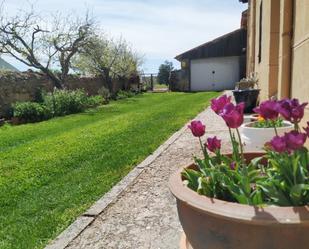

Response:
(0, 92), (219, 249)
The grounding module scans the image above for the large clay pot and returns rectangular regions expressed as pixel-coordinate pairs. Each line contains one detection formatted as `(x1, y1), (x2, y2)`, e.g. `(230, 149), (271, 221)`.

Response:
(169, 153), (309, 249)
(240, 121), (294, 151)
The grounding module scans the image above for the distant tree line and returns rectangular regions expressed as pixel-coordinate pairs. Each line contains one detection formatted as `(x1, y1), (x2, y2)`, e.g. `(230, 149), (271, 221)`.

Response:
(0, 4), (142, 90)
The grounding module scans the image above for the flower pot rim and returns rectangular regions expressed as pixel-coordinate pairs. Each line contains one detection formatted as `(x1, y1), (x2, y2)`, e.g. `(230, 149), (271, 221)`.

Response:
(241, 120), (294, 129)
(169, 152), (309, 225)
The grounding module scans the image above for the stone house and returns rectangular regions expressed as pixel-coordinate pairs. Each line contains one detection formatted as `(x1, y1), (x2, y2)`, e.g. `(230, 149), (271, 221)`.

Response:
(172, 28), (247, 92)
(241, 0), (309, 126)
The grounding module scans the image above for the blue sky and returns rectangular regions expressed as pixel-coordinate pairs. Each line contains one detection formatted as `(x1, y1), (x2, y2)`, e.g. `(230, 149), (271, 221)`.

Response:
(2, 0), (247, 73)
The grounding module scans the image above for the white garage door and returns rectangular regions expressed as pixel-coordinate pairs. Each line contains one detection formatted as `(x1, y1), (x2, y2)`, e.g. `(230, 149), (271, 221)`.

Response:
(190, 56), (240, 91)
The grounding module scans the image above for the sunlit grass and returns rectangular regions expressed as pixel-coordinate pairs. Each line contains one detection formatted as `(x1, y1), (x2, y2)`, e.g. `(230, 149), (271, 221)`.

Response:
(0, 92), (219, 249)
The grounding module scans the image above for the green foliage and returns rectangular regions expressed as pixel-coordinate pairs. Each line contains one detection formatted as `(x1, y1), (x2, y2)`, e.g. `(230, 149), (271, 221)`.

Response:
(253, 118), (284, 128)
(12, 89), (103, 124)
(257, 148), (309, 206)
(98, 86), (111, 104)
(74, 35), (142, 79)
(116, 90), (136, 100)
(43, 89), (89, 116)
(157, 60), (174, 85)
(0, 92), (219, 249)
(13, 102), (52, 123)
(183, 136), (309, 207)
(33, 88), (45, 103)
(85, 95), (104, 108)
(183, 150), (265, 205)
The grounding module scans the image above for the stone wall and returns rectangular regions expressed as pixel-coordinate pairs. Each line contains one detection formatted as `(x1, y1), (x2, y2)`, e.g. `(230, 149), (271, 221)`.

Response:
(0, 71), (138, 117)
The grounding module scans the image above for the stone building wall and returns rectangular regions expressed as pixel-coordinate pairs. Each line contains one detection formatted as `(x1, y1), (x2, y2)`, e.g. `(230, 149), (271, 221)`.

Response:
(246, 0), (309, 146)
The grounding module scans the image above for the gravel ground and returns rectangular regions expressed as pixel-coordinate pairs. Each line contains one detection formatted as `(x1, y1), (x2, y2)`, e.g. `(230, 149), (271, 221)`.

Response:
(66, 107), (231, 249)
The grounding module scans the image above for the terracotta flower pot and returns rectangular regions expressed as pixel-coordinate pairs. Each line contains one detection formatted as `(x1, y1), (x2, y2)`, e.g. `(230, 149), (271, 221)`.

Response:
(240, 121), (294, 152)
(169, 153), (309, 249)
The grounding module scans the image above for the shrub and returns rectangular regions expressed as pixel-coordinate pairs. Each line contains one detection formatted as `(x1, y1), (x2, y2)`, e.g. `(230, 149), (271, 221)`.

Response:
(11, 89), (104, 124)
(13, 102), (52, 123)
(34, 88), (45, 103)
(98, 86), (111, 104)
(43, 89), (89, 116)
(85, 95), (103, 108)
(116, 90), (136, 100)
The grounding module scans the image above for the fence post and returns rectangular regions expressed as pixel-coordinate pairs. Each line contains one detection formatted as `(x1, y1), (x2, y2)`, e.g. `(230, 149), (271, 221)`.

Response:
(150, 74), (154, 91)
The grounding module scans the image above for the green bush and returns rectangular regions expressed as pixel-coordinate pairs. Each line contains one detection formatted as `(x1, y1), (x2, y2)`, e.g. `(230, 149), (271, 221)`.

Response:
(116, 90), (136, 100)
(13, 102), (52, 123)
(98, 86), (111, 104)
(85, 95), (103, 108)
(12, 89), (104, 124)
(43, 89), (89, 116)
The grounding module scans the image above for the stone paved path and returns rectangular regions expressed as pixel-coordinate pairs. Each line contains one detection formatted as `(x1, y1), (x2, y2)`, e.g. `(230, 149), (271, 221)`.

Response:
(66, 107), (231, 249)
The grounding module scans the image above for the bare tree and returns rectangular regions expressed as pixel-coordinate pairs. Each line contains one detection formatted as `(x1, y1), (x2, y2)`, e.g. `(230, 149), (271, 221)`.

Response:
(112, 40), (143, 80)
(73, 34), (142, 92)
(50, 12), (94, 86)
(0, 5), (94, 88)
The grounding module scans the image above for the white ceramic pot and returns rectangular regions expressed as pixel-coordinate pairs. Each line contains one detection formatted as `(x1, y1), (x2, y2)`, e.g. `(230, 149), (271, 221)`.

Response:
(244, 114), (259, 124)
(240, 121), (294, 152)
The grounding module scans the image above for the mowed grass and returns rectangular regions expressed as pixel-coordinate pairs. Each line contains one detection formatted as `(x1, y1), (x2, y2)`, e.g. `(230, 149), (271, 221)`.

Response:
(0, 92), (219, 249)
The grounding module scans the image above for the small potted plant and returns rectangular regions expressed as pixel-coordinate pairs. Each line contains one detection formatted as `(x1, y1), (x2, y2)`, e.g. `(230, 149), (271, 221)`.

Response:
(233, 72), (260, 113)
(240, 99), (296, 151)
(169, 95), (309, 249)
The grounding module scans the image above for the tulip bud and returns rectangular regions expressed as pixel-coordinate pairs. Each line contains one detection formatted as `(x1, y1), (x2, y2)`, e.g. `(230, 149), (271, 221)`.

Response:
(220, 102), (245, 129)
(211, 95), (232, 115)
(205, 136), (221, 152)
(278, 98), (308, 123)
(188, 120), (206, 137)
(253, 100), (280, 120)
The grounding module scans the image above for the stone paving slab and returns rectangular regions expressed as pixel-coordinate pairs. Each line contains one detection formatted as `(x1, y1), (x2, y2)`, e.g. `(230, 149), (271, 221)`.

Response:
(45, 217), (94, 249)
(47, 106), (231, 249)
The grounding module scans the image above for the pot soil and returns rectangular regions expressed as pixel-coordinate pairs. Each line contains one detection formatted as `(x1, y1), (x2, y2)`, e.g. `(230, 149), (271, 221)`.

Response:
(232, 89), (260, 114)
(240, 121), (293, 151)
(169, 152), (309, 249)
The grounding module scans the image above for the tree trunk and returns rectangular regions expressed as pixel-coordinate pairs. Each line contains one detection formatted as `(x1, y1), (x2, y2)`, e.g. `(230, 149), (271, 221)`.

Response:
(42, 69), (63, 89)
(103, 68), (113, 94)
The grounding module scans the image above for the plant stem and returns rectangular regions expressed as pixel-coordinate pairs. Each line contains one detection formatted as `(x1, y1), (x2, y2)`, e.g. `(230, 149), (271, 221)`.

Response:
(273, 122), (278, 136)
(199, 137), (208, 160)
(228, 127), (236, 160)
(228, 127), (233, 143)
(236, 128), (245, 164)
